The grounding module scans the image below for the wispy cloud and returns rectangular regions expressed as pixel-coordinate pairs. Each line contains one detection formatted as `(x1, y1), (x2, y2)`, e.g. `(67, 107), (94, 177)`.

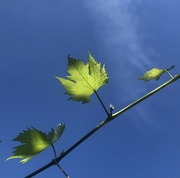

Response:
(83, 0), (157, 127)
(84, 0), (152, 69)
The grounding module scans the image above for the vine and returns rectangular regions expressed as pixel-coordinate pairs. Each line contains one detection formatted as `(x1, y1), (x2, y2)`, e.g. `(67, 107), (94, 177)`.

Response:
(5, 51), (180, 177)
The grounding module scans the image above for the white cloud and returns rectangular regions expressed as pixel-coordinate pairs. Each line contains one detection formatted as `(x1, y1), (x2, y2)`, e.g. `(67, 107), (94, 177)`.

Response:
(84, 0), (152, 69)
(83, 0), (157, 126)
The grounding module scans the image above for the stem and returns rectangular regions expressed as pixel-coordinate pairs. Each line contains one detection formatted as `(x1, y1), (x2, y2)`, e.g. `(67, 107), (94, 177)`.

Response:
(164, 65), (175, 79)
(25, 73), (180, 178)
(111, 74), (180, 119)
(94, 90), (109, 116)
(24, 119), (110, 178)
(53, 159), (70, 178)
(51, 144), (70, 178)
(164, 69), (174, 79)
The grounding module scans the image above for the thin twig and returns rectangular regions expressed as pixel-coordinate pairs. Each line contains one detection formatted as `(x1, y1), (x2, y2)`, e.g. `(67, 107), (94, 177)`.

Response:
(112, 74), (180, 119)
(51, 144), (70, 178)
(53, 159), (70, 178)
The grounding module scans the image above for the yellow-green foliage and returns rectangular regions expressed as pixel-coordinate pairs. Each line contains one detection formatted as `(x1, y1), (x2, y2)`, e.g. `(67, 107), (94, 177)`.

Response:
(56, 51), (109, 103)
(7, 124), (65, 163)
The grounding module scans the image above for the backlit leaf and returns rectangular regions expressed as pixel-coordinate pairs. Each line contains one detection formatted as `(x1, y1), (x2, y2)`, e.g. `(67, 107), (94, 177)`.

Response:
(138, 68), (165, 81)
(138, 65), (175, 81)
(56, 51), (109, 103)
(47, 124), (65, 144)
(7, 124), (65, 163)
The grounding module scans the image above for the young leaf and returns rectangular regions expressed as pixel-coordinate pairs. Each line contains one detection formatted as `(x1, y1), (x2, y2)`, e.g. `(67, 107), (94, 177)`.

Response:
(138, 65), (175, 81)
(7, 124), (65, 163)
(138, 68), (165, 81)
(55, 51), (109, 103)
(47, 124), (65, 144)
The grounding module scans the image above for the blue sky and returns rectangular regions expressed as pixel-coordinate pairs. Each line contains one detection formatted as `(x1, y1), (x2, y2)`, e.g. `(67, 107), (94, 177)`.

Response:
(0, 0), (180, 177)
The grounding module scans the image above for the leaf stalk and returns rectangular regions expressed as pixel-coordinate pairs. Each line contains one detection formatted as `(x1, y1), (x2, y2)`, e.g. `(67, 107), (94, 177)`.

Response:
(94, 90), (110, 116)
(164, 69), (174, 79)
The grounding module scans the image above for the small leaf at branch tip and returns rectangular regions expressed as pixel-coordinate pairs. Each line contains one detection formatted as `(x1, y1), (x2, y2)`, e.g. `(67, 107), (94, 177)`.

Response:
(56, 51), (109, 103)
(165, 65), (175, 71)
(47, 123), (65, 144)
(138, 66), (173, 81)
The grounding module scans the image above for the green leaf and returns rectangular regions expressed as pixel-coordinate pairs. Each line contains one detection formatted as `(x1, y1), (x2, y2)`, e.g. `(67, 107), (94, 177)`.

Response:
(7, 124), (65, 163)
(138, 68), (165, 81)
(47, 124), (65, 144)
(55, 51), (109, 103)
